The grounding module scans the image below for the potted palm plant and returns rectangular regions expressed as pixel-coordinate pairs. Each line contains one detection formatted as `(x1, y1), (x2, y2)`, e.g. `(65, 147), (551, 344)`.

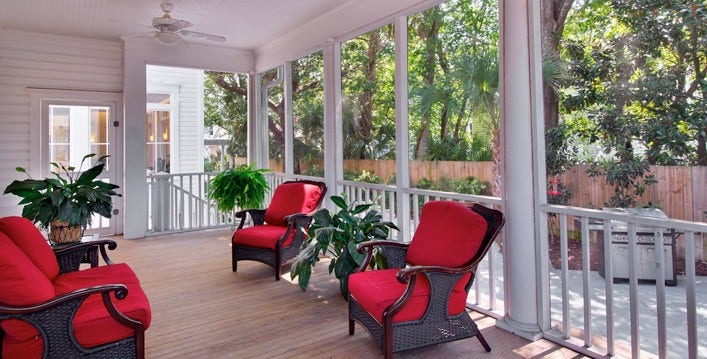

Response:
(207, 163), (270, 215)
(3, 154), (121, 244)
(291, 195), (399, 298)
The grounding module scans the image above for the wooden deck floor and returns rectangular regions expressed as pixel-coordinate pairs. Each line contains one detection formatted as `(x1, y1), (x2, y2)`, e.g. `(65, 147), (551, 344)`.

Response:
(106, 228), (585, 358)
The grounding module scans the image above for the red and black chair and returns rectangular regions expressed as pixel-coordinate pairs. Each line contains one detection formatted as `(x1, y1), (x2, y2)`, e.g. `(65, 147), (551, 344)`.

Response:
(232, 180), (327, 280)
(348, 201), (504, 358)
(0, 216), (150, 359)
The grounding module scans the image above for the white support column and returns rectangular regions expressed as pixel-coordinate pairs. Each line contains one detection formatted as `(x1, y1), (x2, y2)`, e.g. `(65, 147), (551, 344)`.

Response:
(322, 39), (343, 199)
(495, 0), (543, 340)
(394, 15), (411, 242)
(283, 62), (294, 175)
(121, 42), (148, 239)
(247, 71), (259, 166)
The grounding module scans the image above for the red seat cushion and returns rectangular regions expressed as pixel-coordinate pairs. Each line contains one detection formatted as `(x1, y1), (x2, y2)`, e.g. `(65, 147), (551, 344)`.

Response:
(0, 216), (60, 280)
(1, 264), (151, 358)
(232, 225), (293, 249)
(0, 232), (54, 306)
(406, 201), (488, 268)
(348, 269), (470, 323)
(264, 182), (323, 226)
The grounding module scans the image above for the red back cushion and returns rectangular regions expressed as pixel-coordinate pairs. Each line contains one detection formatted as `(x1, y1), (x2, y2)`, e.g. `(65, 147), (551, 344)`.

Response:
(0, 216), (60, 280)
(406, 201), (488, 268)
(264, 182), (323, 226)
(0, 231), (55, 306)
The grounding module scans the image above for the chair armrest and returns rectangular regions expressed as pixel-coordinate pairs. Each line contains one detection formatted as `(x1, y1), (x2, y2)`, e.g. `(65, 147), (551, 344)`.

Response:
(395, 264), (470, 283)
(276, 213), (315, 248)
(355, 240), (409, 272)
(54, 240), (118, 273)
(0, 284), (145, 356)
(235, 209), (266, 229)
(382, 265), (472, 325)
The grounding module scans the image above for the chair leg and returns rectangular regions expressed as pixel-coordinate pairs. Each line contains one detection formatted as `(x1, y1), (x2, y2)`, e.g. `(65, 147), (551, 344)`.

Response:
(476, 331), (491, 352)
(231, 246), (238, 272)
(349, 319), (355, 335)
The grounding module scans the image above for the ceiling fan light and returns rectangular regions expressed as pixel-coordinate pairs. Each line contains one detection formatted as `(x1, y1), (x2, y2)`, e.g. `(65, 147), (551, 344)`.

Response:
(155, 30), (180, 46)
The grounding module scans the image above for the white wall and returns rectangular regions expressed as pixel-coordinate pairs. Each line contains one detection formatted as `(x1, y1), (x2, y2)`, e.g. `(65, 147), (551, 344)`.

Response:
(146, 65), (205, 174)
(0, 29), (123, 217)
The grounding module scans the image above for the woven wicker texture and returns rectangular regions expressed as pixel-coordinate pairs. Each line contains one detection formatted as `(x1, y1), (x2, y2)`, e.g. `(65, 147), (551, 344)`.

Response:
(0, 297), (136, 358)
(55, 246), (91, 273)
(49, 221), (84, 244)
(380, 245), (407, 269)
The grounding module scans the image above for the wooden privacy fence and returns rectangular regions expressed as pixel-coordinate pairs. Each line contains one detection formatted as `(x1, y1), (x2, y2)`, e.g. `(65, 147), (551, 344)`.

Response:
(561, 165), (706, 224)
(331, 160), (706, 224)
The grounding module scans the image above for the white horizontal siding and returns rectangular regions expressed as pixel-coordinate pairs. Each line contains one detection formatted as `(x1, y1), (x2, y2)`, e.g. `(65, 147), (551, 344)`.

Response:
(0, 29), (122, 217)
(146, 65), (204, 174)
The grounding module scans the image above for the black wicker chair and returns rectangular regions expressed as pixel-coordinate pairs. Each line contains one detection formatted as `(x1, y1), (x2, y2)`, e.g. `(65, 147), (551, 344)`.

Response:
(0, 216), (149, 359)
(348, 201), (504, 358)
(232, 180), (327, 280)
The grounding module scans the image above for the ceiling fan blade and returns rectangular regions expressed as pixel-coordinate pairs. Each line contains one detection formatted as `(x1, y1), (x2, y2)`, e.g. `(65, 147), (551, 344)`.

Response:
(170, 20), (193, 31)
(180, 30), (226, 42)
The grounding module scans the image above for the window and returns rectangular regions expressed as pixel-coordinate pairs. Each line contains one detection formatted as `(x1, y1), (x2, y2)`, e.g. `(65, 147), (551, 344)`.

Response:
(146, 93), (172, 173)
(48, 105), (111, 169)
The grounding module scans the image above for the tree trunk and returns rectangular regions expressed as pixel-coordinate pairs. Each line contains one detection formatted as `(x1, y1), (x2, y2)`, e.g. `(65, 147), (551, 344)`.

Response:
(541, 0), (575, 130)
(414, 9), (442, 159)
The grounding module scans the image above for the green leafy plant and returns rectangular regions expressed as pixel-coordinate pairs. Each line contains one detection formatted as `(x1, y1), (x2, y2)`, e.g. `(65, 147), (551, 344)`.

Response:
(3, 154), (121, 230)
(207, 163), (269, 213)
(291, 195), (399, 298)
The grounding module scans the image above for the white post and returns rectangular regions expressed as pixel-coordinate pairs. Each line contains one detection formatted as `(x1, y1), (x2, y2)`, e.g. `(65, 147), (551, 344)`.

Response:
(121, 41), (148, 239)
(247, 71), (259, 167)
(283, 62), (294, 175)
(322, 39), (343, 198)
(394, 15), (411, 242)
(495, 0), (544, 340)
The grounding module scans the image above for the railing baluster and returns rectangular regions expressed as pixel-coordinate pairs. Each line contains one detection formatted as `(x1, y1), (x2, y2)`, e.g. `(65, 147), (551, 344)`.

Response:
(627, 223), (640, 358)
(488, 246), (495, 311)
(685, 231), (697, 359)
(603, 219), (615, 356)
(581, 216), (592, 347)
(560, 214), (570, 339)
(654, 229), (667, 359)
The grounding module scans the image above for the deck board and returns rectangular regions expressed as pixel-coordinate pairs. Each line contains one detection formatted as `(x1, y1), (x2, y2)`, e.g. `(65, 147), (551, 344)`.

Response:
(105, 228), (585, 358)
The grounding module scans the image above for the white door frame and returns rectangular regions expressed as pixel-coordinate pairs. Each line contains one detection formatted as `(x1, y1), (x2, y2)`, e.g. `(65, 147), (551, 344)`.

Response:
(28, 88), (124, 235)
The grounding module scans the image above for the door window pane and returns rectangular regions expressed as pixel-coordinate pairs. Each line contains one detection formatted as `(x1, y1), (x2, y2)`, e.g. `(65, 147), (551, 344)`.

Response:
(49, 105), (111, 170)
(146, 103), (171, 174)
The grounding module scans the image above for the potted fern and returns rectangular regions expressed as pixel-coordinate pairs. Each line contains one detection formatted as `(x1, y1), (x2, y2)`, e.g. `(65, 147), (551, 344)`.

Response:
(291, 195), (399, 298)
(207, 163), (270, 215)
(3, 154), (121, 244)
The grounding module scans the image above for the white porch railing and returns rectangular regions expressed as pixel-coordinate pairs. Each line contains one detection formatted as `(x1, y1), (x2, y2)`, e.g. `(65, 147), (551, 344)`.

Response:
(539, 204), (707, 359)
(147, 172), (233, 233)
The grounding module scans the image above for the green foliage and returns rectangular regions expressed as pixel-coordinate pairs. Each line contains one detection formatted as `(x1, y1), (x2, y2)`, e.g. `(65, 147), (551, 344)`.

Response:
(545, 122), (579, 177)
(343, 170), (383, 184)
(415, 176), (490, 196)
(207, 164), (269, 213)
(3, 154), (121, 229)
(559, 0), (706, 166)
(588, 157), (657, 208)
(290, 195), (399, 298)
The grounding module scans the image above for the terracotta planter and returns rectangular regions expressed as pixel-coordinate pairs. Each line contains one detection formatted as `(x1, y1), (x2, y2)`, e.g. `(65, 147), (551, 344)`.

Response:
(49, 220), (84, 244)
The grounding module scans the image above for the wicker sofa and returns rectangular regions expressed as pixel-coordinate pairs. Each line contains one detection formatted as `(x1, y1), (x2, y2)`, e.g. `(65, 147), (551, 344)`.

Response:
(0, 216), (151, 359)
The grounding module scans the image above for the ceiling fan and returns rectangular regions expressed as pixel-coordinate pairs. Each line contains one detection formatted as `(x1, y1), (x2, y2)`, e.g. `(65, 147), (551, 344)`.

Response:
(124, 2), (226, 46)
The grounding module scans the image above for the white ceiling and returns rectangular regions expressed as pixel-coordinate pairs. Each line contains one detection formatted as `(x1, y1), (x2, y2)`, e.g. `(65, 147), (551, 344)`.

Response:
(0, 0), (352, 50)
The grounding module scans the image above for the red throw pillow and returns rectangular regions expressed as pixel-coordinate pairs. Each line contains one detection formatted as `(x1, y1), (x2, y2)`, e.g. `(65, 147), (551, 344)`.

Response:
(0, 216), (60, 280)
(0, 232), (54, 306)
(264, 182), (322, 226)
(406, 201), (488, 268)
